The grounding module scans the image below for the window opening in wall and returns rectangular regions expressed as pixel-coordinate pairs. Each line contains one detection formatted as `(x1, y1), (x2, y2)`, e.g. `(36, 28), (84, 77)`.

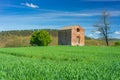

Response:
(77, 28), (80, 32)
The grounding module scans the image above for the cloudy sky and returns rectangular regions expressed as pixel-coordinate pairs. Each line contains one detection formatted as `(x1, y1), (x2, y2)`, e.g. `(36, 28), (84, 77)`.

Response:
(0, 0), (120, 38)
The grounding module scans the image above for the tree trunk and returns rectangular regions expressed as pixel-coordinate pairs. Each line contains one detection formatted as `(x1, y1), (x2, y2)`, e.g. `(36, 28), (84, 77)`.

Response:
(105, 36), (109, 46)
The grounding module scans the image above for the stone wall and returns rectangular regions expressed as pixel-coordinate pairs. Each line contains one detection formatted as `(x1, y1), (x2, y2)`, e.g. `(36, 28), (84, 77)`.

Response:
(71, 26), (84, 46)
(58, 30), (71, 45)
(58, 26), (85, 46)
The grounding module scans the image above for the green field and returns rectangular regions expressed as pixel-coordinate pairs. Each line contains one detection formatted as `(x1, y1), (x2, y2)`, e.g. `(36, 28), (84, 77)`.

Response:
(0, 46), (120, 80)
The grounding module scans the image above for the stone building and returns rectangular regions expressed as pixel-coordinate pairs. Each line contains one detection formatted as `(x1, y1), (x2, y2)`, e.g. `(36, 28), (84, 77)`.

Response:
(58, 25), (85, 46)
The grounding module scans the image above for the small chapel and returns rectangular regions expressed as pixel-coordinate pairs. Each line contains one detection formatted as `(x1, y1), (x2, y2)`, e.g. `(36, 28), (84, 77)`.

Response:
(58, 25), (85, 46)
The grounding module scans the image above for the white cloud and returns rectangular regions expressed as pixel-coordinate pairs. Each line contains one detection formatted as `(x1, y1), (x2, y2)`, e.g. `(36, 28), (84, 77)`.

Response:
(95, 31), (101, 34)
(110, 11), (120, 16)
(88, 34), (94, 37)
(37, 10), (120, 17)
(87, 33), (100, 39)
(37, 12), (100, 18)
(21, 2), (39, 8)
(114, 31), (120, 34)
(92, 30), (101, 34)
(114, 36), (120, 39)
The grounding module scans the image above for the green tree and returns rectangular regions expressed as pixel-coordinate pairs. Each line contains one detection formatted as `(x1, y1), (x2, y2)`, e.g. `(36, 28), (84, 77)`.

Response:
(30, 30), (51, 46)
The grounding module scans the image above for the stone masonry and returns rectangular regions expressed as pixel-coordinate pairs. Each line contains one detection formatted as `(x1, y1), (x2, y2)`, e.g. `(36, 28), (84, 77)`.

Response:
(58, 25), (85, 46)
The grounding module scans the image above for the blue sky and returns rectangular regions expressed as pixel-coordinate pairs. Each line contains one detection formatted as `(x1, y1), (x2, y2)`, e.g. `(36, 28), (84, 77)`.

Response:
(0, 0), (120, 38)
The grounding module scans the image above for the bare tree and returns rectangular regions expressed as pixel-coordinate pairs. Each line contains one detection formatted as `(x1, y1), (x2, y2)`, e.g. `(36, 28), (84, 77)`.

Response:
(94, 11), (110, 46)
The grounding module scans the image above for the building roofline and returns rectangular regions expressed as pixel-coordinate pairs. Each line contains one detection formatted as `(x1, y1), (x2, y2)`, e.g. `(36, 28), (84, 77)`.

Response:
(59, 25), (84, 30)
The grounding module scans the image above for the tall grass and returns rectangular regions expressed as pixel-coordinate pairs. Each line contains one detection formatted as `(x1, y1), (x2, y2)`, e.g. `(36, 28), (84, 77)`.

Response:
(0, 46), (120, 80)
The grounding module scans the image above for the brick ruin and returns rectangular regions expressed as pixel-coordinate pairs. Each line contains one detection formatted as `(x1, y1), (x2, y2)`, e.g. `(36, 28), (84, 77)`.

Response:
(58, 25), (85, 46)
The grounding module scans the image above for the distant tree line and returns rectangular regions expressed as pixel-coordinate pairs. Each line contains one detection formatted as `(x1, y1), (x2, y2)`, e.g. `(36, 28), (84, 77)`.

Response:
(0, 29), (58, 37)
(0, 29), (110, 47)
(0, 29), (91, 40)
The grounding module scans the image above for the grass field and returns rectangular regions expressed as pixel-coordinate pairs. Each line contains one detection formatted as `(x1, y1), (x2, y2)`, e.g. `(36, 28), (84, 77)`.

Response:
(0, 46), (120, 80)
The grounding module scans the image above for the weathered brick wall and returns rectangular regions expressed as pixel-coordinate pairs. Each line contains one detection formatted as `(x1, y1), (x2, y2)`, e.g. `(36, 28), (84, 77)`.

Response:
(71, 26), (84, 46)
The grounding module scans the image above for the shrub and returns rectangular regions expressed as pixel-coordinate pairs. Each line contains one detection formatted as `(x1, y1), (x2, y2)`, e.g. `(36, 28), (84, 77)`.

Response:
(114, 41), (120, 46)
(30, 30), (51, 46)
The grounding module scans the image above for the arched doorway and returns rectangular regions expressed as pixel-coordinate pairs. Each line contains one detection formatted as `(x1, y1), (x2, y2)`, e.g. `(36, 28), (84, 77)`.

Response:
(76, 36), (80, 45)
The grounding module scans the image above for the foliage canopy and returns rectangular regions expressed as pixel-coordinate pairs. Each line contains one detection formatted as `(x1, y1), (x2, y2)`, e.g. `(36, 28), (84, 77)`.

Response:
(30, 30), (51, 46)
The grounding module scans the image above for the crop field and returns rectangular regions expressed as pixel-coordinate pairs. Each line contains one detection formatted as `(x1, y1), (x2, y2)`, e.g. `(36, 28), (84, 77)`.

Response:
(0, 46), (120, 80)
